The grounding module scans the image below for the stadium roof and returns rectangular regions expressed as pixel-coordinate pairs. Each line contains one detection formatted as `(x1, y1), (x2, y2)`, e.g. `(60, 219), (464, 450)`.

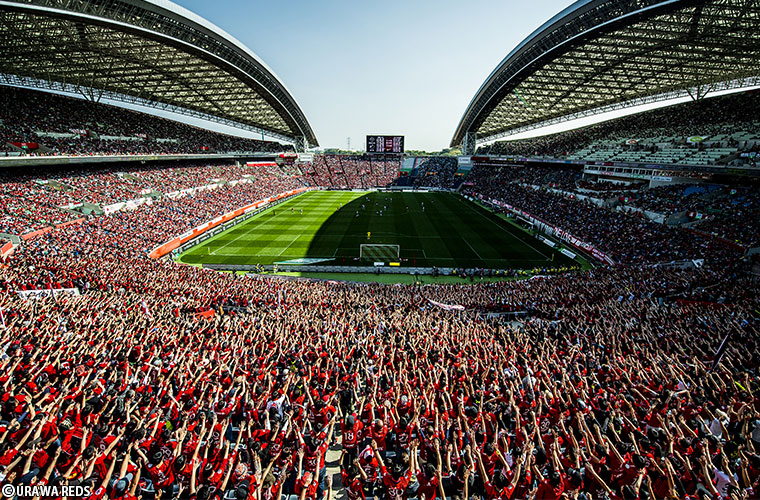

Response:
(0, 0), (318, 146)
(451, 0), (760, 148)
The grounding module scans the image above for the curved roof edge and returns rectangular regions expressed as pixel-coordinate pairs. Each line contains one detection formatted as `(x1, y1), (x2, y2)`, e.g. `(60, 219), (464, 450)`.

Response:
(450, 0), (686, 147)
(477, 78), (760, 145)
(139, 0), (317, 145)
(0, 0), (318, 146)
(0, 76), (296, 144)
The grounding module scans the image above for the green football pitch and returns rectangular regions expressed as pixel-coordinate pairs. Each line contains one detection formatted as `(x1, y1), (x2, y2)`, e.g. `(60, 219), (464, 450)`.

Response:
(179, 190), (577, 269)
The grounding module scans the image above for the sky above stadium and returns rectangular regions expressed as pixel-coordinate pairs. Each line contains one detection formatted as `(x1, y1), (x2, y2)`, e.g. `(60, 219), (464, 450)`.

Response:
(172, 0), (577, 152)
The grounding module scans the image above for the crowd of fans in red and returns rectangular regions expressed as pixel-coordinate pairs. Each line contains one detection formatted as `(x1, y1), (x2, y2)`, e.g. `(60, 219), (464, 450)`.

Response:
(0, 157), (757, 500)
(0, 162), (306, 237)
(0, 87), (289, 156)
(303, 156), (400, 189)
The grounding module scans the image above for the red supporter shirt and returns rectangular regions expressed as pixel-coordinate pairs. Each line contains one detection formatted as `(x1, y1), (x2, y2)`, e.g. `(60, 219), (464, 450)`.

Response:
(379, 465), (412, 500)
(146, 459), (174, 489)
(534, 476), (566, 500)
(484, 479), (517, 500)
(303, 441), (328, 473)
(341, 471), (365, 500)
(415, 471), (440, 500)
(341, 417), (363, 450)
(295, 475), (319, 500)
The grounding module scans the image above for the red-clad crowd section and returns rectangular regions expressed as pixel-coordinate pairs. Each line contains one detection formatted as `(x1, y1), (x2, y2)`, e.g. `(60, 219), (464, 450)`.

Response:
(0, 157), (757, 500)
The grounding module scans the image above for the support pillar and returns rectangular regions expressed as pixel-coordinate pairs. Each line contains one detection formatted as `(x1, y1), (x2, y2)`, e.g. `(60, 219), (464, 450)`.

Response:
(462, 131), (477, 156)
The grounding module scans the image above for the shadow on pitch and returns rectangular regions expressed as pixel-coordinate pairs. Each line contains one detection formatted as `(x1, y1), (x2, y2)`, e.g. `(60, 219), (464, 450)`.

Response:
(303, 192), (383, 265)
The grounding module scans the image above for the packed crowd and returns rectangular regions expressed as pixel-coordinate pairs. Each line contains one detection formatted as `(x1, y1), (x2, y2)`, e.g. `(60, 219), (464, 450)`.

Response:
(303, 156), (400, 189)
(477, 91), (760, 159)
(0, 191), (76, 236)
(0, 158), (758, 500)
(576, 182), (630, 193)
(0, 212), (758, 500)
(464, 165), (582, 192)
(0, 162), (303, 236)
(689, 188), (760, 248)
(0, 87), (289, 156)
(464, 164), (760, 250)
(614, 185), (760, 247)
(464, 177), (727, 265)
(617, 186), (723, 215)
(410, 158), (458, 189)
(58, 163), (288, 205)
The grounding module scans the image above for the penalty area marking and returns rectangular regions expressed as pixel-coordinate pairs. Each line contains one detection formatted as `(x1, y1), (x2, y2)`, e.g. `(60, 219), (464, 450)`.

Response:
(203, 197), (306, 255)
(463, 239), (484, 260)
(277, 235), (302, 256)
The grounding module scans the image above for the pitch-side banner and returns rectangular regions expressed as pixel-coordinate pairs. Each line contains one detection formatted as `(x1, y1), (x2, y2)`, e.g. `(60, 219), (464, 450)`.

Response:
(480, 195), (615, 265)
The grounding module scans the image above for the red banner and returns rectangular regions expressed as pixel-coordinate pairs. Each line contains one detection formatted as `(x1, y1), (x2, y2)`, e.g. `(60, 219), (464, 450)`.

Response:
(0, 241), (13, 259)
(196, 309), (215, 320)
(10, 142), (38, 149)
(148, 188), (312, 259)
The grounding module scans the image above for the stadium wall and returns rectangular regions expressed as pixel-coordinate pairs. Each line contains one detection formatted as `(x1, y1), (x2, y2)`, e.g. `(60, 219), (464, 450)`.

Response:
(148, 188), (314, 259)
(19, 217), (87, 241)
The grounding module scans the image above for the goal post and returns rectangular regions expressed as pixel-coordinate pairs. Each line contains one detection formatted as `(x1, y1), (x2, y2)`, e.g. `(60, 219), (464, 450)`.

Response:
(360, 244), (400, 261)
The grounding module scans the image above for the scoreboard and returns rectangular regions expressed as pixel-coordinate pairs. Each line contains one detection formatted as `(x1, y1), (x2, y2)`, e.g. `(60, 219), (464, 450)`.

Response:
(366, 135), (404, 154)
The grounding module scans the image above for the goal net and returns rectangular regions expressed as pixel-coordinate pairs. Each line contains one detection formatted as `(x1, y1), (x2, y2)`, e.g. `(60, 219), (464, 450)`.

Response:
(360, 244), (400, 261)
